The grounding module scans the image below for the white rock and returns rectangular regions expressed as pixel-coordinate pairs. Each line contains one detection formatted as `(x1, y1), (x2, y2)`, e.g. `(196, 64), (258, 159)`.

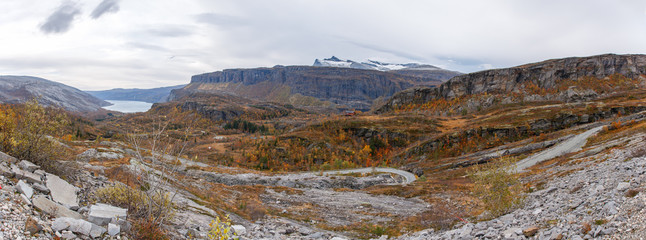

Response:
(32, 183), (49, 194)
(331, 237), (348, 240)
(16, 180), (33, 199)
(617, 182), (630, 191)
(90, 224), (107, 238)
(0, 151), (17, 164)
(88, 203), (128, 226)
(32, 195), (83, 219)
(46, 174), (79, 210)
(60, 231), (76, 239)
(232, 225), (246, 235)
(18, 160), (39, 172)
(20, 193), (31, 205)
(108, 223), (120, 236)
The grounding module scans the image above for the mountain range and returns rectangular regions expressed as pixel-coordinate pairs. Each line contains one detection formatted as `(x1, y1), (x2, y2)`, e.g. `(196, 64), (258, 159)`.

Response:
(86, 85), (185, 103)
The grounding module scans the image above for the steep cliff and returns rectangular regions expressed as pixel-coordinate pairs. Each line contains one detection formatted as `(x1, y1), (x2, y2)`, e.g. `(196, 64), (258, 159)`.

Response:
(0, 76), (109, 112)
(170, 65), (435, 111)
(377, 54), (646, 113)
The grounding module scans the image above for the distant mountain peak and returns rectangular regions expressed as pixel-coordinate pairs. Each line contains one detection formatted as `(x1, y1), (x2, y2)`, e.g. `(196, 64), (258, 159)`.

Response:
(313, 56), (445, 72)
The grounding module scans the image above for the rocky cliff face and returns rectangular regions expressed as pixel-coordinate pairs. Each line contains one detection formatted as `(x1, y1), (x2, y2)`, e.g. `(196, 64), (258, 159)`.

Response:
(377, 54), (646, 112)
(170, 66), (434, 111)
(0, 76), (110, 112)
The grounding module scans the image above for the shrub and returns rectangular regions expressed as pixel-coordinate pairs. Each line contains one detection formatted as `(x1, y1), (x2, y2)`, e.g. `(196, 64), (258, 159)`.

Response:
(469, 156), (524, 218)
(0, 100), (69, 171)
(207, 214), (237, 240)
(93, 183), (175, 238)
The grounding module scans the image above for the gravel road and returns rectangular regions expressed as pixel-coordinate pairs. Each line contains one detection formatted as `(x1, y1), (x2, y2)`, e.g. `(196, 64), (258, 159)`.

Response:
(514, 126), (604, 172)
(320, 167), (417, 184)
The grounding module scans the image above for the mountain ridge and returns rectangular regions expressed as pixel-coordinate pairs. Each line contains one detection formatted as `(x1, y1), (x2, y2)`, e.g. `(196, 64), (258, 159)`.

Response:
(377, 53), (646, 113)
(0, 75), (109, 112)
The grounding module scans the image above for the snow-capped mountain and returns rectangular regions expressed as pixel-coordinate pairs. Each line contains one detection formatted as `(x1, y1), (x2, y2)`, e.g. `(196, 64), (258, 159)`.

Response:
(313, 56), (462, 83)
(313, 56), (442, 71)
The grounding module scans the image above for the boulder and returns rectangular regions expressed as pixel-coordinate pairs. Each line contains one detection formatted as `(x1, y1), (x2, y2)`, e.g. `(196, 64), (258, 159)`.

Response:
(0, 151), (17, 164)
(60, 231), (77, 240)
(46, 174), (79, 210)
(53, 217), (104, 237)
(13, 166), (45, 184)
(20, 193), (31, 205)
(32, 195), (83, 219)
(523, 226), (539, 237)
(0, 164), (12, 178)
(18, 160), (40, 172)
(32, 183), (50, 194)
(16, 180), (34, 199)
(90, 224), (107, 238)
(232, 225), (247, 235)
(88, 203), (128, 226)
(108, 223), (120, 236)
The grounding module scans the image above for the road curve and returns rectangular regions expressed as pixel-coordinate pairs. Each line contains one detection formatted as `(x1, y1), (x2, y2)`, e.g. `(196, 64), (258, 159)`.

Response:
(514, 126), (604, 172)
(320, 167), (417, 184)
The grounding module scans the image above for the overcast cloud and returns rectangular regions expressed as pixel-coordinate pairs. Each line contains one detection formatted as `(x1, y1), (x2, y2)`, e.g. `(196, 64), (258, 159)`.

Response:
(1, 0), (646, 90)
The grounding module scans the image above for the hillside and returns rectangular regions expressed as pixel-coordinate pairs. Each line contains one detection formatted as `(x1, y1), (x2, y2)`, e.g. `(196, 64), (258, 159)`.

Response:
(169, 65), (438, 111)
(377, 54), (646, 113)
(0, 76), (109, 112)
(86, 85), (185, 103)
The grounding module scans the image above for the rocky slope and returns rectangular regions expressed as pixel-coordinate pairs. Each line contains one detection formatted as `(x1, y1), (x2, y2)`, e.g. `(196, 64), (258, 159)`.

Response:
(313, 56), (462, 82)
(377, 54), (646, 112)
(398, 123), (646, 240)
(86, 85), (185, 103)
(0, 76), (109, 112)
(169, 65), (440, 111)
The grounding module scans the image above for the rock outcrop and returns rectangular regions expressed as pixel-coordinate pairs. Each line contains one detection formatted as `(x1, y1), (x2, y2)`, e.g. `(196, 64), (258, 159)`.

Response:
(377, 54), (646, 112)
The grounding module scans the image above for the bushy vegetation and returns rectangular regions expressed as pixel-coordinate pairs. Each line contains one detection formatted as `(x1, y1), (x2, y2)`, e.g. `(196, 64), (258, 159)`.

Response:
(0, 100), (70, 171)
(94, 182), (175, 239)
(469, 157), (524, 218)
(223, 119), (267, 134)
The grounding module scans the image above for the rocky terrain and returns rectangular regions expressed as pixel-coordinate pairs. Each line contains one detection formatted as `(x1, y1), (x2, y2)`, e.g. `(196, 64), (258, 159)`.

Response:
(170, 65), (442, 111)
(399, 121), (646, 239)
(87, 85), (186, 103)
(377, 54), (646, 113)
(0, 76), (109, 112)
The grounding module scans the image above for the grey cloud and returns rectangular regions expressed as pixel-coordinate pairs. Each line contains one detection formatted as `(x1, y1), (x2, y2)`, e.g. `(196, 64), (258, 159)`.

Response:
(91, 0), (120, 19)
(195, 13), (246, 27)
(145, 26), (193, 38)
(126, 42), (169, 52)
(346, 40), (426, 62)
(40, 2), (81, 34)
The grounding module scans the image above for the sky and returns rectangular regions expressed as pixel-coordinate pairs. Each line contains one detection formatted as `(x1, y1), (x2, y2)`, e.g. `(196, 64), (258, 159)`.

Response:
(1, 0), (646, 90)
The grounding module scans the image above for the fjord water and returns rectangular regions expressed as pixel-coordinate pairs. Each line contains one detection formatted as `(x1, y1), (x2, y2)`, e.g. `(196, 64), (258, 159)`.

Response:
(103, 100), (153, 113)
